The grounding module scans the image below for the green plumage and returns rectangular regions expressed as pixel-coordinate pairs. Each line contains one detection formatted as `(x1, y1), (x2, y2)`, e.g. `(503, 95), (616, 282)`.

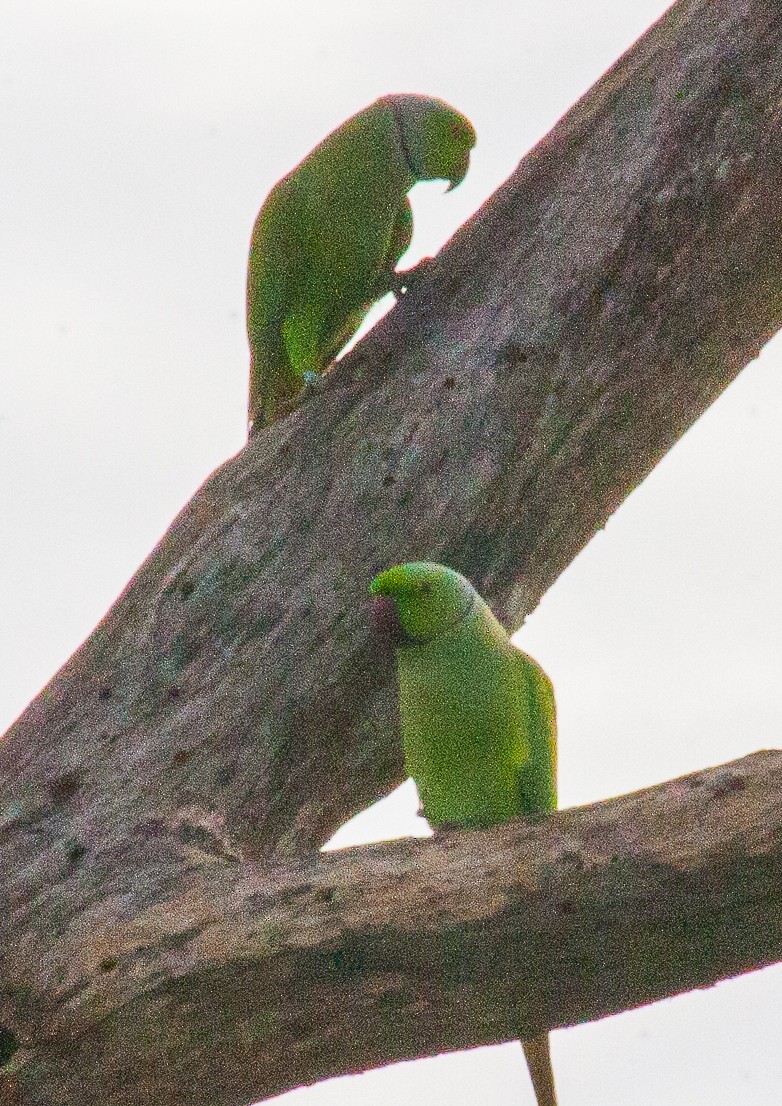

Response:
(370, 561), (558, 1106)
(246, 95), (476, 430)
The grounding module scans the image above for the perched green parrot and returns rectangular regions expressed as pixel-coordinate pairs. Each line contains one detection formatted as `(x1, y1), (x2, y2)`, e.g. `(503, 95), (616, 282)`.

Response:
(246, 94), (476, 431)
(369, 561), (558, 1106)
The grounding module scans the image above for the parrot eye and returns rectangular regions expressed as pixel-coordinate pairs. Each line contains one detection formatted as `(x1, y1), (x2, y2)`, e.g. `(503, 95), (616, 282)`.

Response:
(419, 581), (433, 595)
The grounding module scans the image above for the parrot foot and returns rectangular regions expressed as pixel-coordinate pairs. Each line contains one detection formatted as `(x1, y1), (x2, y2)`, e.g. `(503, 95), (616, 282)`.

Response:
(302, 369), (324, 391)
(389, 256), (433, 296)
(432, 820), (476, 833)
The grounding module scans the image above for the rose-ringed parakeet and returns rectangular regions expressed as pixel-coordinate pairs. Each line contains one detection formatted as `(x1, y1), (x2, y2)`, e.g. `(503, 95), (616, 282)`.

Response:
(246, 95), (476, 431)
(370, 561), (558, 1106)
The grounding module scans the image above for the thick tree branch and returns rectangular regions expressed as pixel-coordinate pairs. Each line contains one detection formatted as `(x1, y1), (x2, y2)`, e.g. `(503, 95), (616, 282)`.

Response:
(2, 752), (781, 1106)
(3, 0), (782, 1102)
(2, 0), (781, 862)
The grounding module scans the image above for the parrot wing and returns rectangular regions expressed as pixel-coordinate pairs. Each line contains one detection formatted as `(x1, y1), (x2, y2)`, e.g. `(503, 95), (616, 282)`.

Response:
(247, 178), (304, 346)
(515, 650), (557, 816)
(247, 180), (309, 425)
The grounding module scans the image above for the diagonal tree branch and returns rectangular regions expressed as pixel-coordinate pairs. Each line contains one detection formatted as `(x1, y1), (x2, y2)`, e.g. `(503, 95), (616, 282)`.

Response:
(2, 0), (782, 1102)
(2, 0), (781, 864)
(2, 752), (782, 1106)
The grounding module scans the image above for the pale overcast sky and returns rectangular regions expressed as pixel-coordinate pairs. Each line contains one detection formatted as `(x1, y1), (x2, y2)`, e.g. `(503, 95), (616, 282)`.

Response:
(3, 2), (782, 1104)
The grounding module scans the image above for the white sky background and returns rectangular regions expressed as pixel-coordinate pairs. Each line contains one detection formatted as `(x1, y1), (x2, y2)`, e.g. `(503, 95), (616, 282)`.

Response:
(2, 1), (782, 1103)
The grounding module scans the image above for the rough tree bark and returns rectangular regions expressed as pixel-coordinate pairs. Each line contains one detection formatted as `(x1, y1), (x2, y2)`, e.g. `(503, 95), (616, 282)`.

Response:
(2, 0), (782, 1102)
(4, 753), (782, 1106)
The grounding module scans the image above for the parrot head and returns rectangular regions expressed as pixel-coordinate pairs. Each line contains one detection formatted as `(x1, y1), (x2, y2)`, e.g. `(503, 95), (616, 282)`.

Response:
(369, 561), (475, 645)
(384, 95), (476, 191)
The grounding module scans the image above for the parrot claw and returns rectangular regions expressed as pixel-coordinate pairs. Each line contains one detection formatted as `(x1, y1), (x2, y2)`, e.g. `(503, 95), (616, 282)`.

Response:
(302, 369), (323, 390)
(389, 256), (433, 296)
(431, 820), (468, 834)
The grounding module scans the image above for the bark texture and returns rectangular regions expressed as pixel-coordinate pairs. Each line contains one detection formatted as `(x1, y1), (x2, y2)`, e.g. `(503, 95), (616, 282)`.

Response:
(2, 0), (782, 1102)
(2, 753), (782, 1106)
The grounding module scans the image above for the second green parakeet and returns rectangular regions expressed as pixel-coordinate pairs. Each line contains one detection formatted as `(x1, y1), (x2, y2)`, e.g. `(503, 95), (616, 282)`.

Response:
(246, 95), (476, 431)
(370, 561), (559, 1106)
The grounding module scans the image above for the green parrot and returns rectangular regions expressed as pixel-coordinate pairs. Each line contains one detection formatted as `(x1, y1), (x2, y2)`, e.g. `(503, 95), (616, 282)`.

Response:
(369, 561), (558, 1106)
(246, 94), (476, 431)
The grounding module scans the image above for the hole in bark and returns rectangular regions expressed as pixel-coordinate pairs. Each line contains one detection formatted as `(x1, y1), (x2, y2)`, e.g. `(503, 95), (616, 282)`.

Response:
(711, 773), (746, 796)
(443, 376), (456, 388)
(382, 474), (395, 487)
(330, 946), (365, 975)
(98, 686), (113, 701)
(66, 839), (87, 865)
(497, 340), (530, 369)
(99, 957), (119, 973)
(180, 580), (195, 599)
(0, 1025), (19, 1065)
(558, 901), (576, 916)
(48, 768), (87, 804)
(168, 687), (181, 700)
(173, 748), (194, 766)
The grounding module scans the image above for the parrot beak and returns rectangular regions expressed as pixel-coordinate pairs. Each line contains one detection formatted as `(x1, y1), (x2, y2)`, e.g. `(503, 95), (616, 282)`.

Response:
(370, 594), (407, 647)
(445, 150), (471, 192)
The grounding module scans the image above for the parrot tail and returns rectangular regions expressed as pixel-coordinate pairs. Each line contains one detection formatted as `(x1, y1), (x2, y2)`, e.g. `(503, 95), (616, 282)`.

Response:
(521, 1034), (557, 1106)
